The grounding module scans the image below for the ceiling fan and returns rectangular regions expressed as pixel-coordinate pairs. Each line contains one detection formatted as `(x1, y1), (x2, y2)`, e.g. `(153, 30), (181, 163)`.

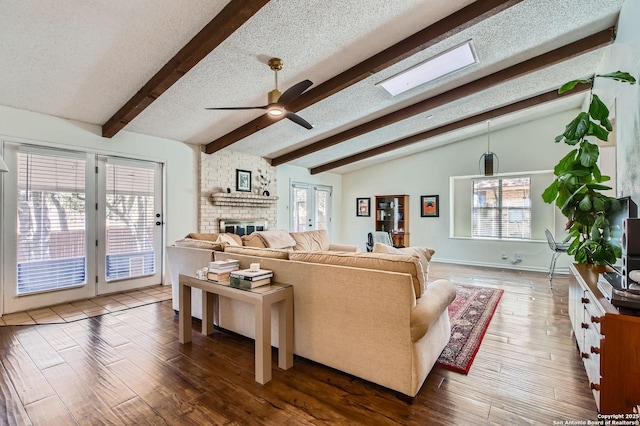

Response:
(206, 58), (313, 129)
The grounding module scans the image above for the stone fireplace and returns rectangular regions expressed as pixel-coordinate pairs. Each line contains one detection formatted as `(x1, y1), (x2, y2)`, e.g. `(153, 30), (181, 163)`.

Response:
(199, 149), (277, 233)
(218, 218), (268, 236)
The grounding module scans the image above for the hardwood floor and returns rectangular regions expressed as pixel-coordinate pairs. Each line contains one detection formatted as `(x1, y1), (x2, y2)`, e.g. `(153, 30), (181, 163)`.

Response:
(0, 263), (598, 425)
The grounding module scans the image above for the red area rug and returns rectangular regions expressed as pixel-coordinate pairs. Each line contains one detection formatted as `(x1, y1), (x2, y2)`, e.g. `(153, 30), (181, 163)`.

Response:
(436, 283), (503, 374)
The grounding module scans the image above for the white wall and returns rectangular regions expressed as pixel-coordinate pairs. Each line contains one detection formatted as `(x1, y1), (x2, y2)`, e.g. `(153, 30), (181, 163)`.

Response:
(275, 164), (343, 242)
(341, 110), (579, 271)
(0, 105), (199, 283)
(594, 0), (640, 202)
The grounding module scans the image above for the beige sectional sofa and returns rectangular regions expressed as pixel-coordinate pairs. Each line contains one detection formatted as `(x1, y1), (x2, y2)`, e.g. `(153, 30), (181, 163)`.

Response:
(166, 230), (456, 397)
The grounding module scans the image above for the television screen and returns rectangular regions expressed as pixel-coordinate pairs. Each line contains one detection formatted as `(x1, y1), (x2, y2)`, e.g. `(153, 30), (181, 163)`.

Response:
(606, 196), (638, 272)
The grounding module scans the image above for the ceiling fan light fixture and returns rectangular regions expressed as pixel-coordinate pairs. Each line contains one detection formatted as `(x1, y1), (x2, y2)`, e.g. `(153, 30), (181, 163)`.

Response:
(377, 40), (478, 96)
(267, 106), (285, 117)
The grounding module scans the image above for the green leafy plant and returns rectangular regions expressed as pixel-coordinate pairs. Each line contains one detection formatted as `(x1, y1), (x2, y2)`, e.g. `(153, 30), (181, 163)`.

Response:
(542, 71), (636, 264)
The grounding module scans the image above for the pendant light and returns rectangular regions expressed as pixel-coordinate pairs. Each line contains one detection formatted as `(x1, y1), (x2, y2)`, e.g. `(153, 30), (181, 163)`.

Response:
(479, 119), (498, 176)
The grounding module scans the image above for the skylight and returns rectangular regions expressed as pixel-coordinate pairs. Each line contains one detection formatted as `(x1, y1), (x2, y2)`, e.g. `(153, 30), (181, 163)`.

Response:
(377, 40), (478, 96)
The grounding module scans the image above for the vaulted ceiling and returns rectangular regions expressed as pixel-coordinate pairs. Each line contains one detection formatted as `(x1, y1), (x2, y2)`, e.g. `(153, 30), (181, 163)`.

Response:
(0, 0), (626, 174)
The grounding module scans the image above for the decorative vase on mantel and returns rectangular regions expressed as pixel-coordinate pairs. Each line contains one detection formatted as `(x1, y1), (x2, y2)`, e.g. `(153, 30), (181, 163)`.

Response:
(257, 167), (274, 198)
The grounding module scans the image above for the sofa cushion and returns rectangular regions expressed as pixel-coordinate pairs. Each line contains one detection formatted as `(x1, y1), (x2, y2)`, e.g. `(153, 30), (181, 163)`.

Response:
(216, 233), (242, 246)
(187, 233), (220, 242)
(174, 238), (225, 252)
(289, 251), (424, 298)
(224, 245), (290, 259)
(372, 243), (434, 290)
(251, 230), (297, 249)
(410, 279), (456, 341)
(289, 229), (331, 251)
(241, 234), (268, 248)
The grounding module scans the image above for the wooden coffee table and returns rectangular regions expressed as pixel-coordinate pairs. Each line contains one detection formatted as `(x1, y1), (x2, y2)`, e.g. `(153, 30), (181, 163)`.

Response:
(178, 274), (293, 384)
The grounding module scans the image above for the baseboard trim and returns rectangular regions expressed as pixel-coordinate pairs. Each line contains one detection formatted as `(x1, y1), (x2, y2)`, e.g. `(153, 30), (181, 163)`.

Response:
(431, 258), (569, 275)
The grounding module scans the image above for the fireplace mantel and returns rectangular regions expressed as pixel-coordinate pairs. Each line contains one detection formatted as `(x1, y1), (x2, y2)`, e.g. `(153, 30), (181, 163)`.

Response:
(211, 192), (278, 207)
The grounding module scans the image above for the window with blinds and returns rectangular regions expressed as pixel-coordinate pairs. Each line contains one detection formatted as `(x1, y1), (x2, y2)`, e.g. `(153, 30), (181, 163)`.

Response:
(16, 152), (87, 294)
(105, 161), (156, 281)
(315, 187), (331, 231)
(291, 184), (308, 232)
(472, 177), (531, 239)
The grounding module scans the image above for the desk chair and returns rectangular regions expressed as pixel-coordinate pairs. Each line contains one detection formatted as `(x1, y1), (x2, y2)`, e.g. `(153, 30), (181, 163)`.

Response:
(366, 231), (393, 252)
(545, 228), (570, 286)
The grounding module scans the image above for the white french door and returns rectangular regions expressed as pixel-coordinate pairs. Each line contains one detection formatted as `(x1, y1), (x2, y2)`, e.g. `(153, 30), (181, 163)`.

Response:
(1, 144), (163, 314)
(290, 182), (332, 233)
(96, 156), (163, 294)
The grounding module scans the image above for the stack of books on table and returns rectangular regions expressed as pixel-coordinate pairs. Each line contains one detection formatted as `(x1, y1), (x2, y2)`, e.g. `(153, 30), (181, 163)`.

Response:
(229, 269), (274, 289)
(206, 259), (240, 285)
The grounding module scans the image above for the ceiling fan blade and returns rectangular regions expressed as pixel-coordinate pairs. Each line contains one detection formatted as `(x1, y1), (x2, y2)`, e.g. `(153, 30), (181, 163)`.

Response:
(277, 79), (313, 105)
(205, 106), (268, 110)
(286, 111), (313, 130)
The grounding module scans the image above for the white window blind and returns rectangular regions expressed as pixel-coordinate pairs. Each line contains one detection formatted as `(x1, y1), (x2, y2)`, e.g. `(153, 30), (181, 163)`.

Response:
(105, 161), (156, 280)
(472, 177), (531, 239)
(17, 152), (87, 294)
(291, 183), (308, 232)
(315, 186), (330, 231)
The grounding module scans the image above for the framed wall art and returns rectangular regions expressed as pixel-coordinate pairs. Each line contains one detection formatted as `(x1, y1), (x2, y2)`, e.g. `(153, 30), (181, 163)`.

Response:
(357, 197), (371, 217)
(236, 169), (252, 192)
(420, 195), (439, 217)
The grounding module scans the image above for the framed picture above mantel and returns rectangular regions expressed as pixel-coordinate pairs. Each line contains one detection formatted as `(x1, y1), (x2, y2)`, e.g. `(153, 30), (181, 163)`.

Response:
(236, 169), (251, 192)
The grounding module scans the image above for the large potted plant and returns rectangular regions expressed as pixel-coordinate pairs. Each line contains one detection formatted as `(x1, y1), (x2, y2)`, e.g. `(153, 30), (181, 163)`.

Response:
(542, 71), (636, 264)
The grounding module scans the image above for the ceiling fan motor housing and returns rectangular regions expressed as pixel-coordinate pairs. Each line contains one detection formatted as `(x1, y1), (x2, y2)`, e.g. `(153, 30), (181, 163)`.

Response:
(268, 57), (283, 71)
(268, 89), (282, 104)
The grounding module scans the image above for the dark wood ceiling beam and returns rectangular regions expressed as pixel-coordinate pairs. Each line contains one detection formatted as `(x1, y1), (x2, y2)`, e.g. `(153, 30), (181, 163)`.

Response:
(271, 28), (614, 166)
(102, 0), (271, 138)
(309, 82), (592, 174)
(203, 0), (522, 154)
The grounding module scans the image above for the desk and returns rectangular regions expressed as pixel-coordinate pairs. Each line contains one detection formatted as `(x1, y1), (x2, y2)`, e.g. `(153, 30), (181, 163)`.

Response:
(178, 274), (293, 384)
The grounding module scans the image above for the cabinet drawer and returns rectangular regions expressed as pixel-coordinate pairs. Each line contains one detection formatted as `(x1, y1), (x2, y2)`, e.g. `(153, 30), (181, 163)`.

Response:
(582, 332), (602, 411)
(583, 296), (604, 334)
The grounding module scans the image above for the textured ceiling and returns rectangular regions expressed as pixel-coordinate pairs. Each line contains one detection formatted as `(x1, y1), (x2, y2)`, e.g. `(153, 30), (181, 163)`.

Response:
(0, 0), (627, 174)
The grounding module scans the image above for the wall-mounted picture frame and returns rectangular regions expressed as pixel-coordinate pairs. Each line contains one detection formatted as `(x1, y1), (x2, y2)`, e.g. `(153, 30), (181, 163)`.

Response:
(357, 197), (371, 217)
(236, 169), (252, 192)
(421, 195), (439, 217)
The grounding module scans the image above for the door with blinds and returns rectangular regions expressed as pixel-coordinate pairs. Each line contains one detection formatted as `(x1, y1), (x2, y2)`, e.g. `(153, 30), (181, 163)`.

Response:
(96, 156), (163, 293)
(1, 145), (163, 314)
(290, 182), (332, 233)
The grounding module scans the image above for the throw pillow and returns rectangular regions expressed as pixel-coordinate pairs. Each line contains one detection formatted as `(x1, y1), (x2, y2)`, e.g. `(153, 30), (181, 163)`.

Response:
(289, 229), (331, 251)
(372, 243), (435, 290)
(252, 230), (296, 249)
(187, 233), (219, 242)
(241, 234), (268, 248)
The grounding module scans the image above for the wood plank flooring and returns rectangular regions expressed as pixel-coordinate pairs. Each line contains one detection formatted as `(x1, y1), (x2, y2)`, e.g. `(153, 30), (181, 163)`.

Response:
(0, 263), (599, 425)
